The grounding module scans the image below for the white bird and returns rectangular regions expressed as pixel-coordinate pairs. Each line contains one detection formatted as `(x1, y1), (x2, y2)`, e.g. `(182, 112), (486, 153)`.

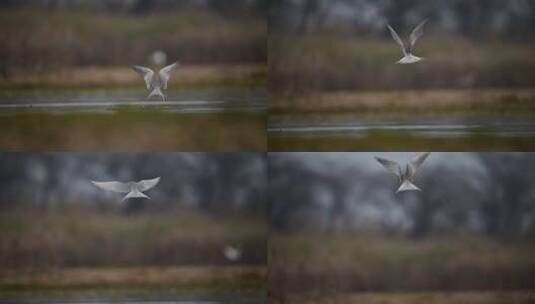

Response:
(375, 153), (430, 193)
(223, 245), (242, 262)
(132, 62), (178, 101)
(91, 177), (161, 201)
(387, 20), (428, 64)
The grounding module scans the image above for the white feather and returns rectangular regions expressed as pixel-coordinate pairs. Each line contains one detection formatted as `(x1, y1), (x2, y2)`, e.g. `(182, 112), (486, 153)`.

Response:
(158, 62), (178, 90)
(91, 181), (130, 193)
(132, 65), (154, 90)
(92, 177), (161, 201)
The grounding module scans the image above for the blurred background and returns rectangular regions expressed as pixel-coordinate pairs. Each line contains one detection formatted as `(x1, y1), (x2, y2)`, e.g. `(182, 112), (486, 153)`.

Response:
(0, 153), (267, 300)
(269, 152), (535, 303)
(268, 0), (535, 151)
(0, 0), (268, 151)
(0, 0), (267, 87)
(270, 0), (535, 94)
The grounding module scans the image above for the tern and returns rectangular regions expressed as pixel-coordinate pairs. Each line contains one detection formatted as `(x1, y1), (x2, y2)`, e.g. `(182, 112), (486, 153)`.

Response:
(132, 62), (178, 101)
(92, 177), (161, 201)
(375, 153), (430, 193)
(223, 245), (242, 262)
(387, 20), (428, 64)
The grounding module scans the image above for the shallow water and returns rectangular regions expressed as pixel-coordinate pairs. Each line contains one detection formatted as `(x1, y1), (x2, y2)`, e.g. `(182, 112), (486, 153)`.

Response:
(0, 88), (267, 114)
(268, 117), (535, 138)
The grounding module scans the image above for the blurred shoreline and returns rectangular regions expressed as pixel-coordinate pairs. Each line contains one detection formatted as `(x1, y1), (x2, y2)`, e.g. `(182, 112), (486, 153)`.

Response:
(0, 64), (266, 90)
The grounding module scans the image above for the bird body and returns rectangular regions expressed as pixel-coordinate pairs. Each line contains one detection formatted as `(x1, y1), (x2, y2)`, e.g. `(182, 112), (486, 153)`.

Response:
(223, 245), (242, 262)
(387, 20), (428, 64)
(92, 177), (160, 201)
(132, 62), (178, 101)
(397, 54), (423, 64)
(375, 153), (430, 193)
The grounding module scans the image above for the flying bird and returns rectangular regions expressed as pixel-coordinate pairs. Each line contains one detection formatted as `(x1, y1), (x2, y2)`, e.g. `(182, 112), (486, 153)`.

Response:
(223, 245), (242, 262)
(387, 20), (428, 64)
(375, 153), (430, 193)
(132, 62), (178, 101)
(91, 177), (161, 201)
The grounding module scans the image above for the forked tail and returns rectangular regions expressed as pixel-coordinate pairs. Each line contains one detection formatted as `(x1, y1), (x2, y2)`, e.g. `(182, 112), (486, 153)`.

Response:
(148, 87), (165, 101)
(122, 190), (150, 201)
(396, 179), (421, 193)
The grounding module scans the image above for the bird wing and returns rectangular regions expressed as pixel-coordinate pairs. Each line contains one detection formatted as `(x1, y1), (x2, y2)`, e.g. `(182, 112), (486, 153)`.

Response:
(387, 25), (407, 56)
(91, 181), (130, 193)
(132, 65), (154, 90)
(408, 152), (430, 177)
(409, 19), (428, 51)
(375, 156), (402, 178)
(158, 62), (178, 89)
(136, 177), (161, 192)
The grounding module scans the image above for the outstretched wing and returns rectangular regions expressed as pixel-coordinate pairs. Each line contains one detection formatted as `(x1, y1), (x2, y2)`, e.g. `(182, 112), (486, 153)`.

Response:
(409, 19), (428, 51)
(136, 177), (161, 192)
(375, 156), (402, 178)
(132, 65), (154, 90)
(158, 62), (178, 89)
(408, 152), (430, 177)
(91, 181), (130, 193)
(387, 25), (407, 55)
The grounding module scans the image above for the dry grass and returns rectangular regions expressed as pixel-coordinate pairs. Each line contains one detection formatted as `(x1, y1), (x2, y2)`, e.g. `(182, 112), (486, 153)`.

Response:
(0, 111), (266, 151)
(270, 33), (535, 94)
(0, 208), (267, 296)
(268, 133), (535, 152)
(268, 234), (535, 299)
(1, 64), (266, 89)
(0, 208), (267, 270)
(284, 291), (535, 304)
(272, 89), (535, 114)
(0, 266), (266, 289)
(0, 8), (266, 77)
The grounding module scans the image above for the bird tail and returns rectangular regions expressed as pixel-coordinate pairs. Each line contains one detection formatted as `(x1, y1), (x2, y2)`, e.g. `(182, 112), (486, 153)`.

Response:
(148, 87), (165, 101)
(396, 180), (421, 193)
(122, 190), (150, 201)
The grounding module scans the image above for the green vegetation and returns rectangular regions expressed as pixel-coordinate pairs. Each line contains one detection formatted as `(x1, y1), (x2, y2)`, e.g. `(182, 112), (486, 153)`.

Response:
(0, 267), (266, 300)
(0, 110), (266, 151)
(268, 131), (535, 151)
(283, 291), (535, 304)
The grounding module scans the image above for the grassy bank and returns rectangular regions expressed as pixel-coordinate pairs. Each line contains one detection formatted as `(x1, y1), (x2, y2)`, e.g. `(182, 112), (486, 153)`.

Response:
(283, 291), (535, 304)
(0, 110), (266, 151)
(0, 265), (266, 291)
(271, 89), (535, 115)
(269, 89), (535, 151)
(0, 65), (266, 90)
(0, 208), (267, 269)
(268, 132), (535, 151)
(0, 267), (266, 303)
(269, 234), (535, 301)
(0, 208), (267, 298)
